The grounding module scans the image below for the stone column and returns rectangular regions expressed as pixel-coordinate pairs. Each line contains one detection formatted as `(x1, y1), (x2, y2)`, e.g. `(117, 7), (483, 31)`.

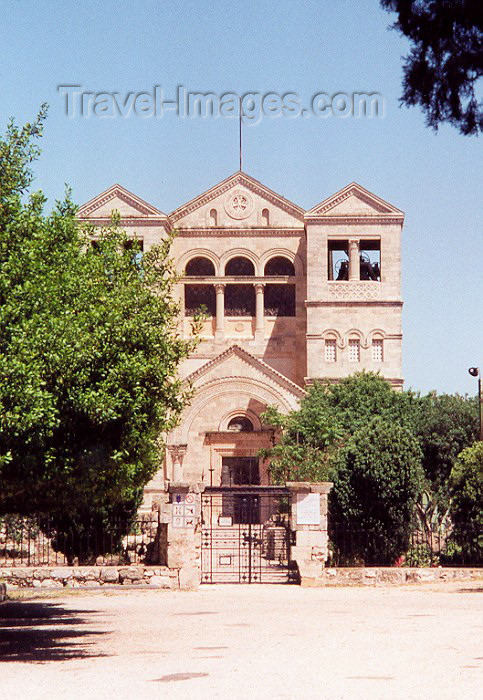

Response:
(254, 282), (265, 337)
(348, 239), (359, 281)
(215, 283), (225, 339)
(167, 444), (187, 482)
(286, 481), (333, 587)
(179, 284), (185, 335)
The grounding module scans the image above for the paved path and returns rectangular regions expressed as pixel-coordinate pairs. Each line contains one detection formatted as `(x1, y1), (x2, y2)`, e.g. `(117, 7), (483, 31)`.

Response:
(0, 583), (481, 699)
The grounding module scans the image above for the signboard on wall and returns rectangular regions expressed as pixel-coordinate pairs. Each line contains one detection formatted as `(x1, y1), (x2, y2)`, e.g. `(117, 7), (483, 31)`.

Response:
(172, 492), (196, 528)
(296, 493), (321, 525)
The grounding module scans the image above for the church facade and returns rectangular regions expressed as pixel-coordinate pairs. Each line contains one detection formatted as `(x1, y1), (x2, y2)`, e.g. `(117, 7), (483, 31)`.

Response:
(78, 172), (404, 507)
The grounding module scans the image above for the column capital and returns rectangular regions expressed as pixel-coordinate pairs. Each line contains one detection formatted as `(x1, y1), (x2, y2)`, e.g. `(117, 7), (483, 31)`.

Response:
(214, 283), (225, 293)
(167, 444), (188, 480)
(254, 282), (265, 293)
(167, 444), (188, 460)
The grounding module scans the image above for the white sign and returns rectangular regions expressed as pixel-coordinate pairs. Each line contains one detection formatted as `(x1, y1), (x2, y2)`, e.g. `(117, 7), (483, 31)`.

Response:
(172, 492), (196, 528)
(296, 493), (321, 525)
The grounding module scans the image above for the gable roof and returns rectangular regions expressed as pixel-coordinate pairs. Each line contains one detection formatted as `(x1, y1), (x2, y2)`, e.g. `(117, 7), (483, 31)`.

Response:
(77, 184), (166, 219)
(184, 344), (306, 399)
(169, 171), (305, 224)
(306, 182), (404, 221)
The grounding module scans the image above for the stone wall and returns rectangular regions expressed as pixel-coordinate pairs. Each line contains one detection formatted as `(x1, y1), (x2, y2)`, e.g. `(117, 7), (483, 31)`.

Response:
(304, 567), (483, 587)
(0, 565), (181, 589)
(2, 566), (480, 591)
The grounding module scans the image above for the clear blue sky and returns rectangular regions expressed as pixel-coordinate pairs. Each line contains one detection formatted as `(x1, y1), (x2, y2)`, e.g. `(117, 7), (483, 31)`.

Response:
(1, 0), (481, 395)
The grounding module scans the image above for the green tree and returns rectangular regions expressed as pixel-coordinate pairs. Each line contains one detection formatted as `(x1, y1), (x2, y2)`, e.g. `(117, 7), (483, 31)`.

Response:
(0, 108), (198, 559)
(319, 371), (418, 435)
(447, 441), (483, 564)
(381, 1), (482, 135)
(260, 372), (418, 483)
(260, 387), (342, 484)
(414, 392), (478, 531)
(329, 418), (424, 565)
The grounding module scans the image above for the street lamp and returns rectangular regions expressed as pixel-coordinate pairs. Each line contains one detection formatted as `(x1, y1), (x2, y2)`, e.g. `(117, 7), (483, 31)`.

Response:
(468, 367), (483, 441)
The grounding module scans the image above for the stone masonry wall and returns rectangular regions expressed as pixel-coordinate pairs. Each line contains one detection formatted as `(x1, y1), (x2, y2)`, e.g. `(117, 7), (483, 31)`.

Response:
(2, 566), (480, 591)
(0, 566), (181, 590)
(307, 567), (482, 587)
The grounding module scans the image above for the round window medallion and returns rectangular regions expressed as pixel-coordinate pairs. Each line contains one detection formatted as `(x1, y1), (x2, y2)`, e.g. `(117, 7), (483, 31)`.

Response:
(225, 190), (254, 220)
(235, 322), (244, 332)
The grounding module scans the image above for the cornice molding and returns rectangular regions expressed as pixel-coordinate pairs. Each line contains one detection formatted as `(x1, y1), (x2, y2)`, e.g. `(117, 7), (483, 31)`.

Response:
(78, 184), (165, 218)
(170, 172), (305, 223)
(175, 227), (304, 237)
(184, 344), (306, 398)
(305, 376), (404, 388)
(305, 300), (403, 307)
(306, 330), (402, 347)
(306, 182), (404, 218)
(80, 217), (171, 229)
(304, 216), (404, 225)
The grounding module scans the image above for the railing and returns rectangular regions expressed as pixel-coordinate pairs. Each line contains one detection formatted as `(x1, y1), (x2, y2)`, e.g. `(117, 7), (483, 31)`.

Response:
(0, 514), (162, 567)
(1, 512), (480, 569)
(327, 521), (482, 568)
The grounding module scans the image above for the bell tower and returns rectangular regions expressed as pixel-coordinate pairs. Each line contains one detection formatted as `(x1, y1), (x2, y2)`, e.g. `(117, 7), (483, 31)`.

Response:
(304, 182), (404, 389)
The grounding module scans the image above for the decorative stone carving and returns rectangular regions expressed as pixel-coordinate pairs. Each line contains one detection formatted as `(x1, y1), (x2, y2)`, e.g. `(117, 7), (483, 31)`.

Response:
(224, 190), (254, 220)
(328, 282), (382, 300)
(167, 444), (188, 481)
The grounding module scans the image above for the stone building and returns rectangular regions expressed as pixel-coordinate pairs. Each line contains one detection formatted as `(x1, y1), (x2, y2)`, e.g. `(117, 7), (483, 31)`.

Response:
(78, 171), (404, 507)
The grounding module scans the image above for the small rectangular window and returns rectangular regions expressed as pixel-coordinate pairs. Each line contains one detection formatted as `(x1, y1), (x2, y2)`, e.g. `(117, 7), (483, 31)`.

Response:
(185, 284), (216, 316)
(325, 339), (337, 363)
(372, 339), (383, 362)
(348, 339), (360, 363)
(124, 238), (144, 252)
(264, 284), (296, 317)
(225, 284), (255, 316)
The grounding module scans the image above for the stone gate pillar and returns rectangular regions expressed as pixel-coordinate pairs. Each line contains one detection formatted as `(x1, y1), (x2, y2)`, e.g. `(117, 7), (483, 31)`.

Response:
(161, 482), (205, 590)
(286, 482), (333, 587)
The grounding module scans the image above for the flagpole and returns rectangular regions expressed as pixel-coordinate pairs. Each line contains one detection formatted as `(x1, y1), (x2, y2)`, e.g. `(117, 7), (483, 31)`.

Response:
(239, 96), (242, 171)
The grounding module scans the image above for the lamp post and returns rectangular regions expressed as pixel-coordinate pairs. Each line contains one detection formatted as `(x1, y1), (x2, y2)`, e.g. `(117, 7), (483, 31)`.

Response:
(468, 367), (483, 442)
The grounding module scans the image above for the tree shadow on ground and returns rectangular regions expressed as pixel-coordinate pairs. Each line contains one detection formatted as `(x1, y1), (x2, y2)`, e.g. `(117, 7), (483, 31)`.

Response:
(0, 601), (109, 662)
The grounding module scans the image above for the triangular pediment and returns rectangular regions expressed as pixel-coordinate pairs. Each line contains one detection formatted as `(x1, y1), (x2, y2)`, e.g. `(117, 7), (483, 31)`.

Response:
(185, 345), (305, 402)
(78, 184), (166, 219)
(306, 182), (404, 218)
(170, 172), (305, 228)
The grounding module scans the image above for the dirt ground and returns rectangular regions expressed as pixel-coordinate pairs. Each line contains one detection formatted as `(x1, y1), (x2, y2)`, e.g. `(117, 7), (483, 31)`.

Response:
(0, 581), (481, 700)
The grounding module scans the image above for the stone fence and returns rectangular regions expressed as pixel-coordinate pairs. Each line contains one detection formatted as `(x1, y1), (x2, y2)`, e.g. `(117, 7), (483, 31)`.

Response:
(302, 567), (482, 587)
(1, 481), (480, 591)
(1, 565), (481, 593)
(0, 565), (181, 590)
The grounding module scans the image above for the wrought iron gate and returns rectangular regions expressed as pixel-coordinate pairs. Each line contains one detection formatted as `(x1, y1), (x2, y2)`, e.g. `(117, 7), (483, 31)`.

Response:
(201, 487), (294, 584)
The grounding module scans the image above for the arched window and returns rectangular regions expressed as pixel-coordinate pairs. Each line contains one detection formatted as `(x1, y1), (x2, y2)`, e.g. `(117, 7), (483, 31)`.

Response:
(185, 256), (216, 276)
(264, 256), (295, 276)
(261, 208), (270, 226)
(225, 256), (255, 276)
(227, 416), (254, 432)
(209, 208), (218, 226)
